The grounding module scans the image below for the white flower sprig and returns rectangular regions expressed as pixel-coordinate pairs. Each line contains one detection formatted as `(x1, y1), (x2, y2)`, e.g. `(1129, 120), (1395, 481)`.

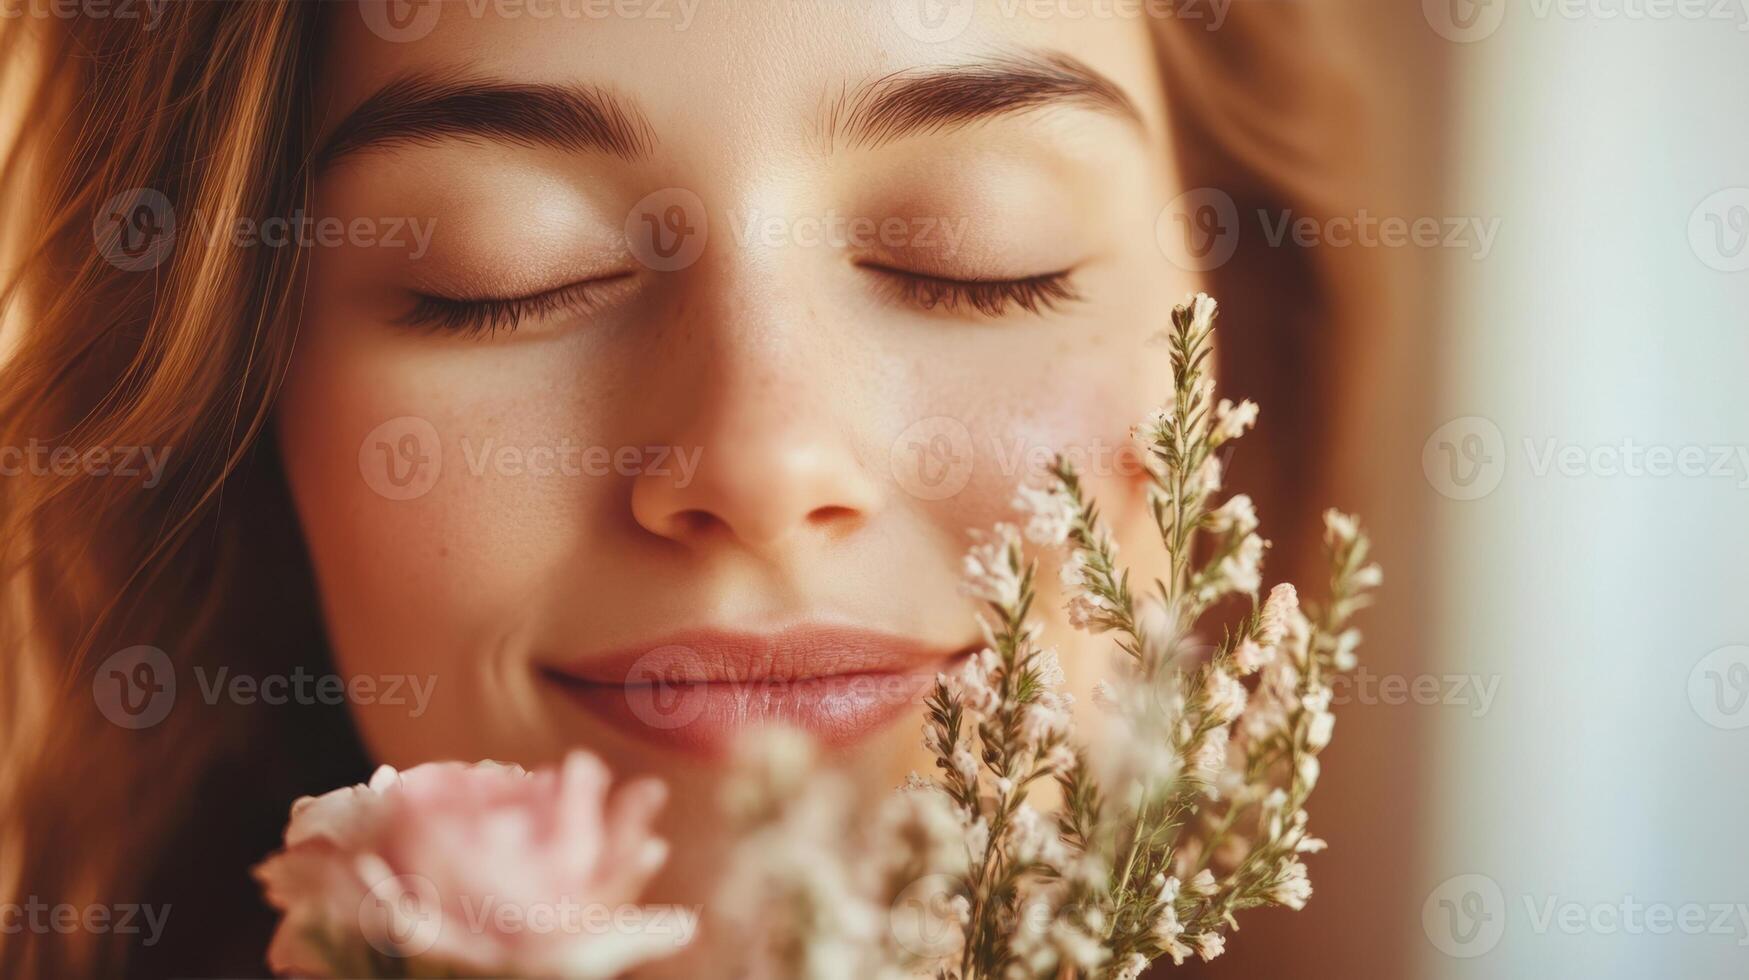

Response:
(943, 293), (1378, 977)
(927, 523), (1080, 979)
(718, 293), (1378, 980)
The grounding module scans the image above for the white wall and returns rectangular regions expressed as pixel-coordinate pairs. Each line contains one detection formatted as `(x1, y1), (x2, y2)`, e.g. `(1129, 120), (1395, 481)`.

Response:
(1423, 6), (1749, 978)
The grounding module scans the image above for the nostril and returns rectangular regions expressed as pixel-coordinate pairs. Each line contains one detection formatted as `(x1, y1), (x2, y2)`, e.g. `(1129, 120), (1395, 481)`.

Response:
(671, 510), (721, 538)
(806, 505), (863, 528)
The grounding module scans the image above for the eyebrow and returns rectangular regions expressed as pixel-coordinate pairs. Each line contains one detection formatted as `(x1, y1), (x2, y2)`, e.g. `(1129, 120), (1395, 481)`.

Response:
(314, 53), (1138, 171)
(822, 52), (1144, 151)
(315, 71), (657, 171)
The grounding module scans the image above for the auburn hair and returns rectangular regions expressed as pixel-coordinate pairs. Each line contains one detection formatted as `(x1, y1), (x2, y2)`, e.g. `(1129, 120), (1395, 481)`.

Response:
(0, 4), (372, 975)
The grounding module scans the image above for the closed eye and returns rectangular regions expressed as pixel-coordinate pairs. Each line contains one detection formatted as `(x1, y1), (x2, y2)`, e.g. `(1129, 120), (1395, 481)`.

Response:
(396, 272), (638, 337)
(859, 263), (1081, 317)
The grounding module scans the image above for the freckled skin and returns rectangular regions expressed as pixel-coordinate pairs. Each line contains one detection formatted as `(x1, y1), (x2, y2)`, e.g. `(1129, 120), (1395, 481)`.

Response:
(277, 1), (1187, 962)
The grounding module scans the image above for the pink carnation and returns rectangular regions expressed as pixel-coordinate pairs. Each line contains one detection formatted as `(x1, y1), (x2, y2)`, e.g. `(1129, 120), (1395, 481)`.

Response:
(254, 752), (691, 978)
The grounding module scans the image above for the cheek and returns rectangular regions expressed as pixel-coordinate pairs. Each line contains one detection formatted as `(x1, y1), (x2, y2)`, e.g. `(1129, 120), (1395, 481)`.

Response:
(273, 313), (624, 676)
(905, 326), (1167, 540)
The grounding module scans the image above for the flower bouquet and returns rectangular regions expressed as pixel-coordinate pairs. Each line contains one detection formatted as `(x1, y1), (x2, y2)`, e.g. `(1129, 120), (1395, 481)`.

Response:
(254, 294), (1378, 979)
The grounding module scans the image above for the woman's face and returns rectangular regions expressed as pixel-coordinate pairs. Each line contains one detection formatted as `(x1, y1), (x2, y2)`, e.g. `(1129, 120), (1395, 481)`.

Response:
(277, 0), (1183, 909)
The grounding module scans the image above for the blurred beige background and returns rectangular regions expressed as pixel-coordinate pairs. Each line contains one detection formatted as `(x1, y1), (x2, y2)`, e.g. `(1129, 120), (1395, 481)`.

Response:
(1197, 2), (1749, 978)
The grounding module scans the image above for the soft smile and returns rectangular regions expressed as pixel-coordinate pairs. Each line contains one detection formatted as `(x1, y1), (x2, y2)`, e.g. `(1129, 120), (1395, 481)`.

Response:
(539, 626), (976, 756)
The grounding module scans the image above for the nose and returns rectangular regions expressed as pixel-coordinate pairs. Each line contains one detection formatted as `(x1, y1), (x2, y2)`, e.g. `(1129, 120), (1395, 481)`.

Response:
(629, 368), (882, 554)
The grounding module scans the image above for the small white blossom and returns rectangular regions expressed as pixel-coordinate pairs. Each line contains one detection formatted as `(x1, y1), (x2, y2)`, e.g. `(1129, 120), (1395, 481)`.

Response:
(1257, 582), (1299, 647)
(1233, 637), (1273, 676)
(1030, 647), (1065, 687)
(1186, 291), (1218, 332)
(1065, 591), (1114, 631)
(1205, 493), (1258, 534)
(1048, 920), (1108, 972)
(1058, 551), (1090, 590)
(1193, 932), (1226, 962)
(1044, 743), (1077, 773)
(1186, 868), (1218, 897)
(1152, 900), (1186, 962)
(1202, 533), (1265, 599)
(952, 649), (1001, 714)
(1306, 710), (1335, 751)
(1013, 482), (1076, 547)
(1269, 860), (1312, 910)
(951, 748), (980, 787)
(1156, 874), (1181, 905)
(962, 525), (1023, 608)
(1020, 701), (1071, 747)
(1139, 405), (1172, 442)
(1204, 668), (1247, 725)
(1323, 508), (1359, 546)
(1112, 952), (1150, 980)
(1211, 398), (1259, 444)
(1189, 725), (1229, 782)
(1332, 628), (1362, 671)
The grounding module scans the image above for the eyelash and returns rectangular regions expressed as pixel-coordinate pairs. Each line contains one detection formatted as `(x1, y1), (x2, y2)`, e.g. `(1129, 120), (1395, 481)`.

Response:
(866, 265), (1082, 317)
(398, 265), (1081, 338)
(397, 276), (628, 337)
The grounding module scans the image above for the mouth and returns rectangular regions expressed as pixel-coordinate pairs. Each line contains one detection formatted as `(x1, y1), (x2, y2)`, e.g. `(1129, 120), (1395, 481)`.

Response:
(538, 625), (976, 756)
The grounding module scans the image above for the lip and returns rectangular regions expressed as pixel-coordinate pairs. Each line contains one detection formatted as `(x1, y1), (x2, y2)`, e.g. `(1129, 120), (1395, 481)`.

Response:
(539, 626), (974, 756)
